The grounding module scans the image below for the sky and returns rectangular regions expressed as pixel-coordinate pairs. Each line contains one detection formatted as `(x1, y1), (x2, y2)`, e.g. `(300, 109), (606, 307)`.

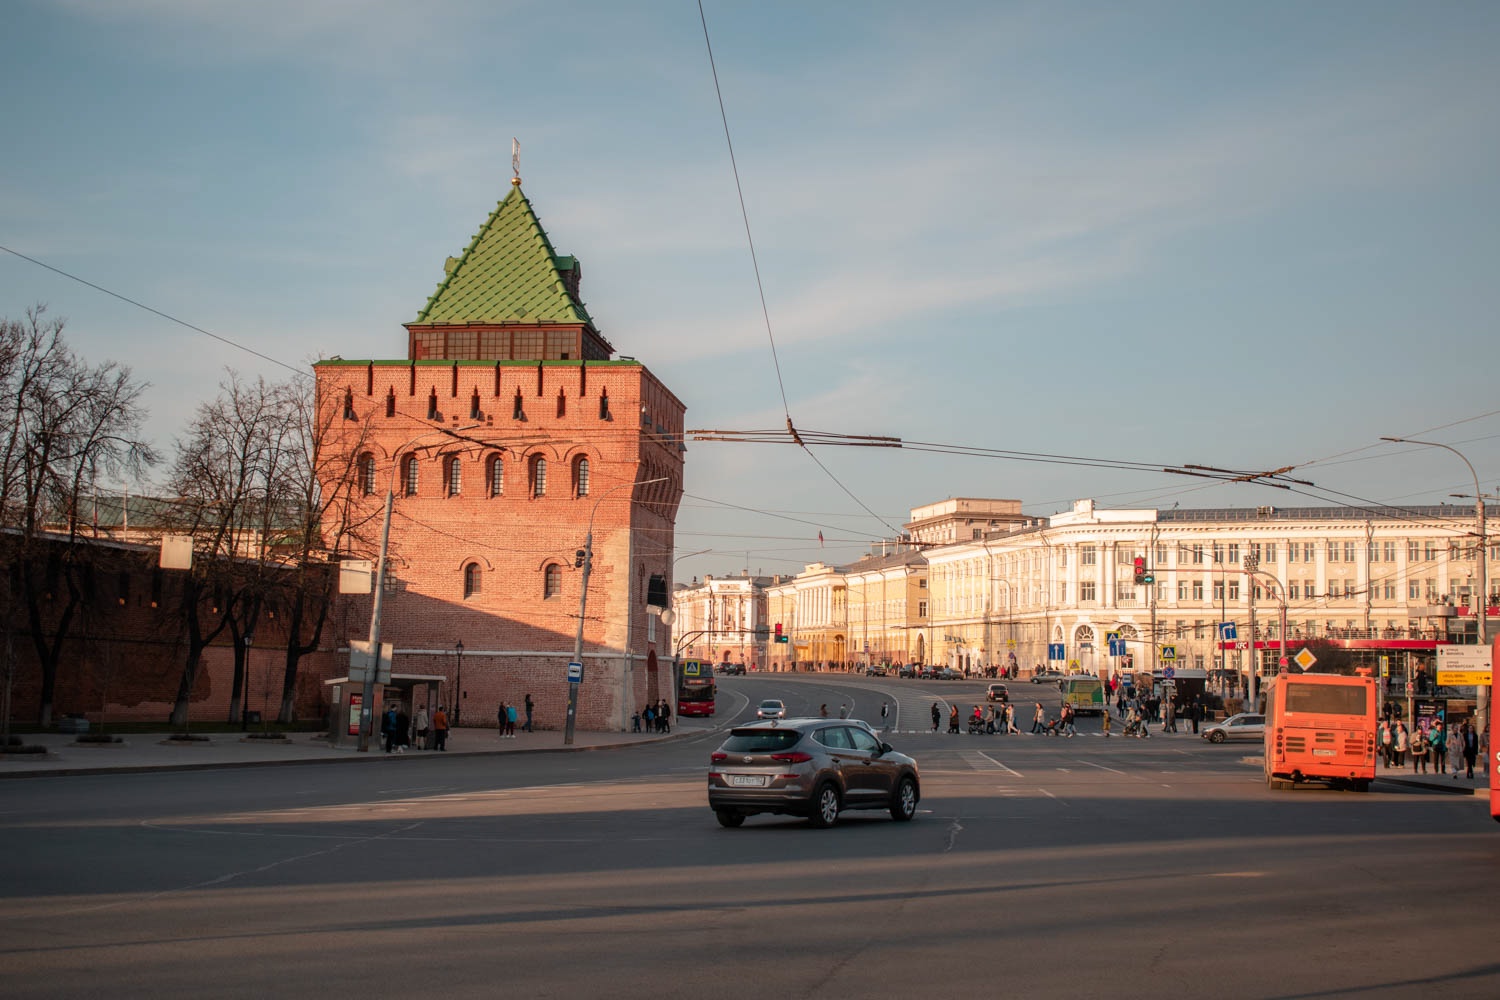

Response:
(3, 0), (1499, 584)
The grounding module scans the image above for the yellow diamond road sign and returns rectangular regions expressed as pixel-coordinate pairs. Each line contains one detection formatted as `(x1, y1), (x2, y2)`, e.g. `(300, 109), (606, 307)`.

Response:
(1293, 647), (1317, 670)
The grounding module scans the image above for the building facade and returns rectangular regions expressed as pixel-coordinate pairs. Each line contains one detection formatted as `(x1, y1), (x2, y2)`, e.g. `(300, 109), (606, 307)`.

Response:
(316, 179), (685, 731)
(925, 498), (1498, 687)
(670, 574), (771, 669)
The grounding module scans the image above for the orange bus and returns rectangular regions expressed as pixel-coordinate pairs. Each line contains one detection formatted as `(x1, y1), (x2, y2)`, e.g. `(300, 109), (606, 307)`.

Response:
(1263, 672), (1377, 792)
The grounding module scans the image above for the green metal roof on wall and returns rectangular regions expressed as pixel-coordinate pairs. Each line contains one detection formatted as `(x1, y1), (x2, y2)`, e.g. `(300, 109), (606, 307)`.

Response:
(411, 183), (594, 327)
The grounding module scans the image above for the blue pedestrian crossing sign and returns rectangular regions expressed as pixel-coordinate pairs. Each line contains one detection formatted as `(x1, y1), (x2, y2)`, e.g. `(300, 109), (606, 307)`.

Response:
(1160, 644), (1178, 662)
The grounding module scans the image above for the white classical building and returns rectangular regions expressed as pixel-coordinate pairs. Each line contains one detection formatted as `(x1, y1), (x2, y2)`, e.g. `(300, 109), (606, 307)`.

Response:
(670, 575), (771, 669)
(924, 498), (1496, 685)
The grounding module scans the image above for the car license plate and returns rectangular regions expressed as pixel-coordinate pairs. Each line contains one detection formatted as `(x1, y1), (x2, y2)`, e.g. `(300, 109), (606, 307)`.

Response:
(730, 775), (767, 787)
(1313, 749), (1334, 756)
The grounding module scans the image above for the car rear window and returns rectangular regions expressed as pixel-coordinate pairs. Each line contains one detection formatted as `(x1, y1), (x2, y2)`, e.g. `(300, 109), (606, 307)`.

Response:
(722, 729), (803, 753)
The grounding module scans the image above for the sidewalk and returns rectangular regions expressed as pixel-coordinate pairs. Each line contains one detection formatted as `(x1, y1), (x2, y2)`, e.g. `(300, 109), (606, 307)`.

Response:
(0, 718), (721, 780)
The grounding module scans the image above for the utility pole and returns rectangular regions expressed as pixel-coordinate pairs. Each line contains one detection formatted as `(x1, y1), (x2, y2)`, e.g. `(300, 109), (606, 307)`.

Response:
(1245, 553), (1259, 708)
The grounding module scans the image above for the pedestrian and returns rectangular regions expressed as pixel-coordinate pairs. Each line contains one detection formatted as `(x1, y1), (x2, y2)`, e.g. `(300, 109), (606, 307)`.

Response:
(1031, 702), (1046, 734)
(631, 709), (641, 733)
(1190, 697), (1202, 735)
(1393, 721), (1408, 768)
(657, 698), (671, 734)
(930, 702), (941, 732)
(382, 705), (399, 753)
(821, 704), (830, 719)
(1006, 702), (1019, 734)
(948, 704), (960, 734)
(642, 703), (654, 732)
(505, 701), (518, 738)
(1429, 720), (1448, 774)
(498, 701), (507, 738)
(1410, 726), (1429, 773)
(415, 705), (430, 750)
(1163, 697), (1177, 733)
(524, 693), (535, 732)
(1378, 720), (1393, 768)
(839, 703), (850, 719)
(1116, 690), (1126, 719)
(396, 707), (410, 752)
(1102, 708), (1112, 738)
(433, 705), (450, 751)
(1062, 703), (1076, 738)
(1480, 727), (1490, 779)
(1462, 721), (1480, 779)
(880, 701), (890, 731)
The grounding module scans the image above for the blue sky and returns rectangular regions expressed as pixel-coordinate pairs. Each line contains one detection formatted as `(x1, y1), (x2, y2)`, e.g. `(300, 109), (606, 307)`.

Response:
(3, 1), (1498, 582)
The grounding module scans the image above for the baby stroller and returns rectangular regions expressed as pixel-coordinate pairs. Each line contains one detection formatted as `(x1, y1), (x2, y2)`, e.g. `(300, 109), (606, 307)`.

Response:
(1123, 715), (1150, 738)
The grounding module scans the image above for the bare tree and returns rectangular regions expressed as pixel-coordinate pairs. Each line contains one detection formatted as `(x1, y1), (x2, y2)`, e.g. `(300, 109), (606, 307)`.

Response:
(0, 306), (156, 724)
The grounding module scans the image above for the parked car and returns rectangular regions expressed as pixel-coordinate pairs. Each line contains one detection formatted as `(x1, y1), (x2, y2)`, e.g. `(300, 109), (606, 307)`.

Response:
(936, 667), (963, 680)
(918, 665), (940, 679)
(717, 663), (746, 676)
(897, 664), (918, 678)
(986, 683), (1010, 702)
(707, 719), (921, 828)
(1203, 712), (1265, 743)
(1030, 669), (1066, 683)
(865, 665), (888, 677)
(755, 699), (787, 720)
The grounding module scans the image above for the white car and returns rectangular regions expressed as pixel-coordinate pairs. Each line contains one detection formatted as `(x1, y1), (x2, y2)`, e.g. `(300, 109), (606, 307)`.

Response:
(1203, 713), (1265, 744)
(756, 699), (787, 720)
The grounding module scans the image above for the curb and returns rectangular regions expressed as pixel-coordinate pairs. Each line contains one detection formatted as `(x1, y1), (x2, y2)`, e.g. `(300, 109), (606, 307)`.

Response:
(0, 724), (719, 781)
(1375, 774), (1488, 796)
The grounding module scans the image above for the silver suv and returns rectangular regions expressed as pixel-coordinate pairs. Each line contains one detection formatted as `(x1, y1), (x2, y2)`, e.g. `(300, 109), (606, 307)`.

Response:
(707, 719), (920, 828)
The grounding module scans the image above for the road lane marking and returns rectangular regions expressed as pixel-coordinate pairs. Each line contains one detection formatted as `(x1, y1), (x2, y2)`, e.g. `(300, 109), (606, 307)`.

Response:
(1038, 789), (1067, 805)
(1076, 760), (1128, 776)
(975, 751), (1022, 776)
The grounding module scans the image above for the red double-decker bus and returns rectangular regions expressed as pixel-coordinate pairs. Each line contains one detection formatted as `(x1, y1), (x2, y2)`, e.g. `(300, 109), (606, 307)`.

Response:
(678, 659), (716, 717)
(1264, 672), (1377, 791)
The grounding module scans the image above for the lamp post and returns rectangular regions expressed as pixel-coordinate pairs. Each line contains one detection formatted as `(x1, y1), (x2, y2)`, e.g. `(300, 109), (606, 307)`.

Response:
(453, 640), (464, 727)
(1382, 437), (1488, 733)
(567, 476), (669, 745)
(356, 423), (481, 752)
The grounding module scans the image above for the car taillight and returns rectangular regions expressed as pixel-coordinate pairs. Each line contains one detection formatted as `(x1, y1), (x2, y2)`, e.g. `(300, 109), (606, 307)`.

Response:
(711, 752), (727, 762)
(770, 751), (812, 764)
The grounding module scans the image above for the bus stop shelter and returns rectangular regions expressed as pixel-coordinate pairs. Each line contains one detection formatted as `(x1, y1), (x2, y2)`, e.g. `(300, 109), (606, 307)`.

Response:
(326, 673), (445, 748)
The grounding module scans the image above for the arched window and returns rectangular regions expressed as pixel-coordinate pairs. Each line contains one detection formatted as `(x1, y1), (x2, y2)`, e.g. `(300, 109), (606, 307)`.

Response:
(531, 456), (547, 498)
(445, 455), (462, 497)
(463, 562), (481, 598)
(486, 454), (504, 497)
(357, 452), (376, 495)
(544, 563), (562, 598)
(401, 454), (419, 496)
(573, 456), (590, 498)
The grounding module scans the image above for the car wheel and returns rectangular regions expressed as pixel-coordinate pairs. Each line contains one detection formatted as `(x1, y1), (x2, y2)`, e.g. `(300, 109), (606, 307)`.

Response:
(890, 776), (918, 822)
(715, 809), (745, 828)
(1208, 731), (1226, 744)
(807, 783), (840, 828)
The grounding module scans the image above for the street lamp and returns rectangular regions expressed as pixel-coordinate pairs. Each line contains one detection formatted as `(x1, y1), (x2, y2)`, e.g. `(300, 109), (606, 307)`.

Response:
(567, 476), (670, 745)
(1382, 437), (1488, 732)
(453, 640), (464, 728)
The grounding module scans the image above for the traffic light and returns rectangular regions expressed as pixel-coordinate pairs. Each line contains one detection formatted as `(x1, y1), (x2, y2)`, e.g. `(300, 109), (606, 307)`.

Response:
(774, 623), (788, 643)
(1133, 556), (1146, 585)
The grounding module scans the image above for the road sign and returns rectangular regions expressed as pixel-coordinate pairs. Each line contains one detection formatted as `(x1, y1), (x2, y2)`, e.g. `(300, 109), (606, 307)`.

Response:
(567, 660), (584, 683)
(348, 640), (393, 684)
(1160, 644), (1178, 662)
(1048, 643), (1065, 661)
(1106, 631), (1121, 643)
(1436, 645), (1492, 671)
(1293, 647), (1317, 671)
(1006, 639), (1016, 649)
(681, 659), (703, 676)
(1162, 666), (1176, 679)
(1220, 622), (1237, 642)
(1379, 655), (1389, 678)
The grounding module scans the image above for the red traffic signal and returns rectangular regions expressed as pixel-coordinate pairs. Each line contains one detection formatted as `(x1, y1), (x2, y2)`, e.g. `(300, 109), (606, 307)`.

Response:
(1132, 556), (1146, 584)
(774, 623), (782, 636)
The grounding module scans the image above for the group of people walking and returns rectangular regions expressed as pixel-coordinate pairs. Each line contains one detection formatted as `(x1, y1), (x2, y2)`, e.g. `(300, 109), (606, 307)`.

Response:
(632, 698), (673, 733)
(496, 694), (534, 738)
(1378, 718), (1482, 778)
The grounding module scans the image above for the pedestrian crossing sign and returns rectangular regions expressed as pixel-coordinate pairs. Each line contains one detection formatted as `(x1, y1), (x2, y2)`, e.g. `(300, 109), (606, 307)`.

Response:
(1160, 644), (1178, 661)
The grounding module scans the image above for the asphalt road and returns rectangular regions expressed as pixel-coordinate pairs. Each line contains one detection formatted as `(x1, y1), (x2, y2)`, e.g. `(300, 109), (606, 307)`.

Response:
(2, 673), (1496, 1000)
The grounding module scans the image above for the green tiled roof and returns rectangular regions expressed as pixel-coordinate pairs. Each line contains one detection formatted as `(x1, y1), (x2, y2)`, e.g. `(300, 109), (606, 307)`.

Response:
(411, 183), (593, 327)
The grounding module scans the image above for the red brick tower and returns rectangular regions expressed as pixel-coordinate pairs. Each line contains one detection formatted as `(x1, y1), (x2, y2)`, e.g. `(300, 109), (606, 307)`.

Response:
(316, 178), (685, 732)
